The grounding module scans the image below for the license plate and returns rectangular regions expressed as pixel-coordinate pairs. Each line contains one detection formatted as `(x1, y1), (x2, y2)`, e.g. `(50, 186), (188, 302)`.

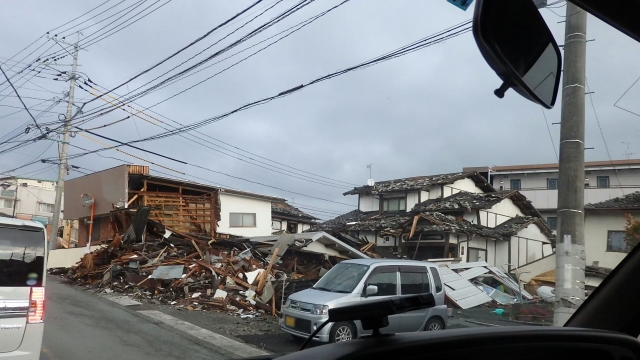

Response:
(285, 316), (295, 327)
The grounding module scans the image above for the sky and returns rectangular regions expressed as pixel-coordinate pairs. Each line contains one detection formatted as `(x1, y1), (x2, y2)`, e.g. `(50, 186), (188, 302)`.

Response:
(1, 0), (639, 221)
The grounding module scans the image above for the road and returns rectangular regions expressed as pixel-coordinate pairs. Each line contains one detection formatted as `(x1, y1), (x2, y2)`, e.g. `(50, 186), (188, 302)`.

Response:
(40, 280), (233, 360)
(39, 279), (538, 359)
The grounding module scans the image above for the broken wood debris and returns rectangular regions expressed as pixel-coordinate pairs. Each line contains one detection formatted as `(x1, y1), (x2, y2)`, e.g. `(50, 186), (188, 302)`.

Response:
(62, 220), (353, 317)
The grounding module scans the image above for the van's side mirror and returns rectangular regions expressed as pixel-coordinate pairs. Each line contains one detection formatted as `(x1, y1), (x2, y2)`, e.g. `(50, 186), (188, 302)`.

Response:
(472, 0), (562, 109)
(365, 285), (378, 297)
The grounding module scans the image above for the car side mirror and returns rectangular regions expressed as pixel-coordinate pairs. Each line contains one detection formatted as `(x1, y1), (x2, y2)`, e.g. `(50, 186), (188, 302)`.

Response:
(365, 285), (378, 297)
(472, 0), (562, 109)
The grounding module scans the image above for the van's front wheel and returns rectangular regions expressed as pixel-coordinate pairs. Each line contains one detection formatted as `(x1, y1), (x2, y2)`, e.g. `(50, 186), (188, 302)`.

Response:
(330, 322), (355, 343)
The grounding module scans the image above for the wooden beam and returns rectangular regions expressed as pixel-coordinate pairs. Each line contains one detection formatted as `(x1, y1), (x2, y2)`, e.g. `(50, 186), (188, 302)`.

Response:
(257, 247), (279, 293)
(126, 194), (139, 207)
(409, 215), (420, 240)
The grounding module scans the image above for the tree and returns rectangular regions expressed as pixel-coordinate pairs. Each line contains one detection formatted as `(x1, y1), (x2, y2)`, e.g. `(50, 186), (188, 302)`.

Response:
(623, 213), (640, 252)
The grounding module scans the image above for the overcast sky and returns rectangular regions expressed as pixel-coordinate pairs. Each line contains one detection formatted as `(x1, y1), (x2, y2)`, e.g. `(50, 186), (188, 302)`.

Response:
(1, 0), (639, 220)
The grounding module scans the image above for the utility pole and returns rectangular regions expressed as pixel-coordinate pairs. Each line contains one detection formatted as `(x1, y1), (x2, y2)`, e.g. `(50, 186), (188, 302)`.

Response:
(49, 32), (80, 252)
(555, 2), (587, 326)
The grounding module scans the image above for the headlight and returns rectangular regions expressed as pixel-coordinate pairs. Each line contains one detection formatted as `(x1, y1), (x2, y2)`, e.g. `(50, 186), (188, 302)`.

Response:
(311, 304), (329, 315)
(284, 297), (291, 308)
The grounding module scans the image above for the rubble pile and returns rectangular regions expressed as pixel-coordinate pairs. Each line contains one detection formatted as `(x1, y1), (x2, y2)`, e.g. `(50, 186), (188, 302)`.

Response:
(63, 214), (338, 317)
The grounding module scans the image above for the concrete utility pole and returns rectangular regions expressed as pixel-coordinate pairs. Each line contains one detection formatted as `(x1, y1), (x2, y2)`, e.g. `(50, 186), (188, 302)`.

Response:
(49, 33), (80, 252)
(554, 2), (587, 326)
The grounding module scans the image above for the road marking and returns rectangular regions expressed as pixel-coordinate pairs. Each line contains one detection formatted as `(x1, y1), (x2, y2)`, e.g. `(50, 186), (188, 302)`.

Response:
(138, 310), (269, 358)
(98, 294), (142, 306)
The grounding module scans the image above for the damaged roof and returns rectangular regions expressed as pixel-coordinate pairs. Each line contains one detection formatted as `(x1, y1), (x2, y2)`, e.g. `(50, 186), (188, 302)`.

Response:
(585, 191), (640, 210)
(345, 213), (413, 232)
(271, 202), (318, 222)
(310, 209), (369, 231)
(408, 212), (503, 240)
(493, 215), (554, 239)
(412, 190), (542, 218)
(343, 172), (494, 196)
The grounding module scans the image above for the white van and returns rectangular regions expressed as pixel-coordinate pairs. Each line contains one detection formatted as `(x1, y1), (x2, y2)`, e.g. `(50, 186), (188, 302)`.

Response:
(0, 217), (47, 359)
(280, 259), (447, 343)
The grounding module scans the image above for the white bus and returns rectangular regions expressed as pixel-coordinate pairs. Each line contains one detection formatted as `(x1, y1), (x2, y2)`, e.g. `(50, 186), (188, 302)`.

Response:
(0, 217), (47, 359)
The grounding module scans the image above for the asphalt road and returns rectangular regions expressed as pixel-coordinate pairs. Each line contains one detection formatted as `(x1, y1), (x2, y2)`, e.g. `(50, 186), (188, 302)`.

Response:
(40, 280), (230, 360)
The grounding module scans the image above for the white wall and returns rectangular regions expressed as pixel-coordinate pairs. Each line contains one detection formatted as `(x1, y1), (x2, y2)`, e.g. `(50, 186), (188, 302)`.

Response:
(508, 223), (552, 268)
(584, 210), (636, 269)
(359, 194), (379, 212)
(429, 186), (441, 199)
(406, 191), (420, 211)
(275, 219), (313, 234)
(494, 167), (640, 210)
(217, 193), (272, 237)
(448, 178), (484, 195)
(483, 198), (523, 227)
(0, 179), (61, 225)
(420, 191), (429, 202)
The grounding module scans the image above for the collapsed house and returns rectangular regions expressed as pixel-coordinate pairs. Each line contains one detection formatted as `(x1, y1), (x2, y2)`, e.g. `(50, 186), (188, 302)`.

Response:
(333, 173), (554, 268)
(64, 165), (220, 247)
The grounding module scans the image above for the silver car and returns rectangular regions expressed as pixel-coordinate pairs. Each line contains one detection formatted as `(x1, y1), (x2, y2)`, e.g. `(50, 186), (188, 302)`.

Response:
(0, 218), (47, 359)
(280, 259), (447, 343)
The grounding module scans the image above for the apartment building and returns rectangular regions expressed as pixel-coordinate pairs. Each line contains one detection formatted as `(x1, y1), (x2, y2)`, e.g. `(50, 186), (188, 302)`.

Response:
(0, 176), (60, 226)
(464, 159), (640, 232)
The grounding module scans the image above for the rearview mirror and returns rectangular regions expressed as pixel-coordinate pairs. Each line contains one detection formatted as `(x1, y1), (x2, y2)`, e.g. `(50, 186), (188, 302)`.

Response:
(365, 285), (378, 296)
(473, 0), (562, 109)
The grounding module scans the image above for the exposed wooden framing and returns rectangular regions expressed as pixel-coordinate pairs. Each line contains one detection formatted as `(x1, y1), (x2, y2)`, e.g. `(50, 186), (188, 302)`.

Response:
(409, 215), (420, 239)
(126, 194), (139, 207)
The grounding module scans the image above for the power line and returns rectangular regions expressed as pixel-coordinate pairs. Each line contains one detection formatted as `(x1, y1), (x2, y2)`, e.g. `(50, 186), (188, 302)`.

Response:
(585, 77), (624, 195)
(540, 107), (558, 160)
(111, 0), (351, 115)
(0, 65), (43, 133)
(82, 0), (264, 104)
(50, 21), (471, 163)
(77, 83), (355, 189)
(55, 0), (128, 36)
(48, 0), (114, 33)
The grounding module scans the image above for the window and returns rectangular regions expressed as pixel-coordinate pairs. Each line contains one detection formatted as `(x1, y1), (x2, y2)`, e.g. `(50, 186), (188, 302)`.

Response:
(597, 176), (610, 188)
(547, 217), (558, 231)
(313, 263), (369, 293)
(429, 267), (443, 293)
(229, 213), (256, 227)
(383, 197), (406, 212)
(0, 226), (46, 286)
(0, 189), (15, 197)
(0, 199), (14, 209)
(38, 203), (55, 213)
(366, 267), (397, 296)
(287, 221), (298, 234)
(400, 267), (430, 295)
(607, 231), (628, 253)
(271, 220), (281, 231)
(510, 179), (521, 190)
(547, 178), (558, 190)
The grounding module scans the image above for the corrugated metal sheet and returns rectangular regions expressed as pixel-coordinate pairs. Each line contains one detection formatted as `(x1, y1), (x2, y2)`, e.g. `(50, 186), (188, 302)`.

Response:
(458, 267), (490, 280)
(439, 267), (492, 309)
(448, 261), (488, 270)
(487, 267), (533, 299)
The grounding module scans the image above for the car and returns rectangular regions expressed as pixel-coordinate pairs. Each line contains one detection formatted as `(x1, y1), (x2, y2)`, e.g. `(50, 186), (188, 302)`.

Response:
(0, 217), (47, 360)
(280, 258), (447, 343)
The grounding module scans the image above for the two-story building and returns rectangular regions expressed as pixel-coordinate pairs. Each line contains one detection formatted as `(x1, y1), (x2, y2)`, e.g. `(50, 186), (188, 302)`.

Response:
(0, 176), (60, 227)
(271, 202), (317, 234)
(64, 164), (315, 245)
(464, 159), (640, 233)
(328, 172), (554, 268)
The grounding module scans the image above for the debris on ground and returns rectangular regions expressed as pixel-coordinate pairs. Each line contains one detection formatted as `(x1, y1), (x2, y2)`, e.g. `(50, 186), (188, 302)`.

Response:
(61, 207), (367, 317)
